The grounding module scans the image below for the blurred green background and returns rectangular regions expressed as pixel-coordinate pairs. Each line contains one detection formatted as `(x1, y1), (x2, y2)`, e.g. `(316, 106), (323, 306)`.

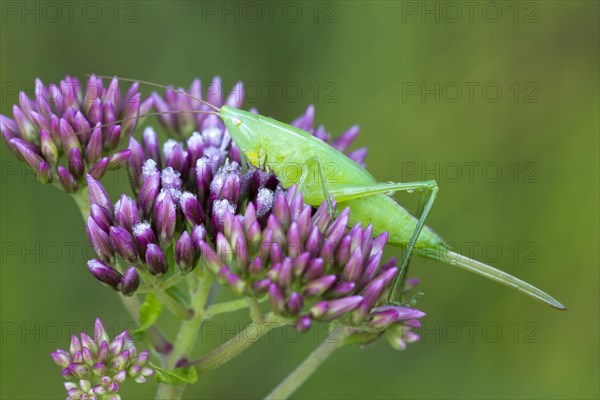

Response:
(1, 1), (598, 399)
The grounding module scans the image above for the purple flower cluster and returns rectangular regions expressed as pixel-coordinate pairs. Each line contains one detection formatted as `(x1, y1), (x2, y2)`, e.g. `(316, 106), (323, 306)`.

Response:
(1, 75), (426, 350)
(0, 75), (152, 192)
(202, 181), (425, 339)
(51, 318), (153, 399)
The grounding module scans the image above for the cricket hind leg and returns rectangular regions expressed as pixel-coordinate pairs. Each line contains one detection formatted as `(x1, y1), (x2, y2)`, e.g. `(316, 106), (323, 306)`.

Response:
(326, 180), (439, 304)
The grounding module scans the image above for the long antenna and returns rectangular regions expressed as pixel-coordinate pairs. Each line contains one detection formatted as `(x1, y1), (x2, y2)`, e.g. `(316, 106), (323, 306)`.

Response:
(71, 110), (218, 139)
(88, 74), (221, 113)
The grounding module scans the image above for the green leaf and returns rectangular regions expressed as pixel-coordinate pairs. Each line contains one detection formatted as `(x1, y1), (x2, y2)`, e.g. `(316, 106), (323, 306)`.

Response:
(136, 293), (163, 332)
(151, 363), (198, 385)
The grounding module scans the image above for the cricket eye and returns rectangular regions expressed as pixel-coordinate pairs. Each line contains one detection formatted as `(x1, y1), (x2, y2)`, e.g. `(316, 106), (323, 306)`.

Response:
(232, 116), (242, 126)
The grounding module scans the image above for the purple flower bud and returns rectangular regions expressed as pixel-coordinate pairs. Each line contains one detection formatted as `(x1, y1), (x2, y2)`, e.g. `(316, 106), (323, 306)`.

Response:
(94, 318), (110, 343)
(175, 231), (196, 273)
(362, 278), (386, 311)
(312, 200), (335, 234)
(57, 166), (78, 193)
(12, 105), (36, 141)
(152, 190), (177, 247)
(68, 147), (84, 180)
(332, 125), (360, 153)
(342, 247), (364, 283)
(292, 252), (310, 277)
(105, 77), (120, 106)
(107, 149), (131, 170)
(304, 258), (325, 282)
(114, 195), (139, 232)
(105, 124), (122, 150)
(145, 243), (167, 275)
(358, 252), (384, 290)
(109, 331), (128, 355)
(277, 258), (294, 290)
(51, 350), (71, 368)
(291, 104), (314, 132)
(133, 221), (157, 258)
(82, 346), (95, 365)
(87, 259), (122, 290)
(59, 117), (81, 155)
(210, 161), (241, 204)
(256, 188), (274, 218)
(152, 92), (176, 133)
(303, 275), (337, 297)
(218, 266), (246, 295)
(211, 199), (236, 232)
(142, 126), (162, 168)
(269, 283), (285, 314)
(163, 139), (188, 173)
(68, 363), (90, 378)
(39, 129), (58, 164)
(326, 281), (356, 299)
(160, 168), (183, 200)
(86, 216), (114, 261)
(348, 148), (368, 166)
(200, 241), (224, 275)
(375, 266), (398, 287)
(90, 203), (112, 232)
(190, 225), (206, 253)
(286, 292), (304, 315)
(335, 236), (352, 266)
(289, 317), (311, 336)
(319, 296), (364, 321)
(87, 98), (103, 127)
(110, 226), (138, 264)
(324, 207), (350, 248)
(180, 192), (204, 226)
(88, 156), (109, 180)
(10, 138), (52, 183)
(195, 156), (213, 203)
(137, 171), (160, 217)
(186, 132), (204, 166)
(369, 306), (425, 330)
(0, 114), (19, 137)
(122, 92), (142, 136)
(126, 136), (145, 190)
(73, 111), (91, 144)
(110, 350), (130, 371)
(86, 175), (112, 213)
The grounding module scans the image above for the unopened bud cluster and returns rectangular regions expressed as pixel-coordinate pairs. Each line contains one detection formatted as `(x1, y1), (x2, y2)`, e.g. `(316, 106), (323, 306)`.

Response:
(51, 319), (153, 399)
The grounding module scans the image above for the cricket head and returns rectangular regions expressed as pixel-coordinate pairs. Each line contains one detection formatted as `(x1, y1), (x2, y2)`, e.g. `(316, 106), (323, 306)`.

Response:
(219, 105), (263, 167)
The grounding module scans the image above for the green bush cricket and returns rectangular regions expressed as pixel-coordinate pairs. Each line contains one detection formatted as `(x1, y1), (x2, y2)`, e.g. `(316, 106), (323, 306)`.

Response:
(95, 75), (566, 310)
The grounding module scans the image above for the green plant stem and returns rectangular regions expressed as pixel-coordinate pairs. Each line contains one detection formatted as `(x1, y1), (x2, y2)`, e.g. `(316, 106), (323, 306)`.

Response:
(265, 325), (352, 400)
(71, 187), (90, 218)
(189, 313), (287, 373)
(137, 269), (194, 320)
(247, 297), (266, 322)
(155, 267), (215, 400)
(205, 296), (267, 318)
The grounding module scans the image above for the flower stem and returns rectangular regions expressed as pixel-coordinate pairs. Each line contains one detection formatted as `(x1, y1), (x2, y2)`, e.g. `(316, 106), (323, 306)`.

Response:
(155, 267), (215, 400)
(205, 296), (267, 318)
(71, 187), (90, 218)
(265, 325), (352, 400)
(188, 313), (287, 373)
